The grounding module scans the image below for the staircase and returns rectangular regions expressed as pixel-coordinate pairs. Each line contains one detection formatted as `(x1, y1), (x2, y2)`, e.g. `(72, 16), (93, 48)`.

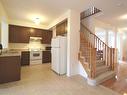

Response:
(79, 7), (117, 86)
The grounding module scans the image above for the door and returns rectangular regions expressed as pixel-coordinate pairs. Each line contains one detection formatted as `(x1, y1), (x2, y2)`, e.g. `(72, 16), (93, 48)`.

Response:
(51, 48), (60, 73)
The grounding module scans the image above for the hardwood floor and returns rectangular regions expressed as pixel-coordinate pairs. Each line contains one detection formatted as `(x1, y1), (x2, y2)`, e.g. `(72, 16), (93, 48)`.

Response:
(102, 61), (127, 95)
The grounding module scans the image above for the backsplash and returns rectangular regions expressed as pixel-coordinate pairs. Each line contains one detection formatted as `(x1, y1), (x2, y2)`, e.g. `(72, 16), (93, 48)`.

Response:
(9, 43), (50, 50)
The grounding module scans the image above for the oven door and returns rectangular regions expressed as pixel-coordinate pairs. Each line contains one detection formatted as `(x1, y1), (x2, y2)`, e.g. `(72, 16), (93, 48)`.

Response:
(30, 51), (42, 61)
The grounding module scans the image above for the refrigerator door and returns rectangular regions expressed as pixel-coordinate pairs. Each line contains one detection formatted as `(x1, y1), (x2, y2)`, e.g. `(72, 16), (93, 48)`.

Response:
(51, 38), (60, 48)
(51, 48), (60, 73)
(51, 36), (67, 75)
(59, 37), (67, 74)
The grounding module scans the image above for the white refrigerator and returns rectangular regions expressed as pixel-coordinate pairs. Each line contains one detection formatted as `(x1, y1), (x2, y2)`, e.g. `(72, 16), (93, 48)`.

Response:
(51, 36), (67, 75)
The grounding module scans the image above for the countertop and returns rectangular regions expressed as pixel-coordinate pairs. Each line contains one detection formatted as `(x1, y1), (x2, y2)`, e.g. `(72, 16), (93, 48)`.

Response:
(9, 49), (51, 52)
(0, 49), (51, 57)
(0, 51), (21, 57)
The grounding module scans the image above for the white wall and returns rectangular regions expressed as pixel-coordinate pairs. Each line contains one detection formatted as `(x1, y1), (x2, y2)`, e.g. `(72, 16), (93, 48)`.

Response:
(67, 10), (80, 76)
(0, 1), (8, 49)
(81, 17), (95, 33)
(117, 32), (123, 60)
(9, 19), (48, 29)
(79, 62), (88, 79)
(0, 1), (8, 21)
(82, 16), (118, 48)
(52, 26), (56, 38)
(1, 19), (8, 48)
(117, 30), (127, 61)
(48, 10), (70, 29)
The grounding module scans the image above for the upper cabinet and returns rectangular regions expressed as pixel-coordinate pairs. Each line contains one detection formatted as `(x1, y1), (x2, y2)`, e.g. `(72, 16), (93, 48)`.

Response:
(56, 20), (67, 36)
(9, 25), (52, 44)
(42, 30), (52, 44)
(29, 28), (42, 37)
(9, 25), (30, 43)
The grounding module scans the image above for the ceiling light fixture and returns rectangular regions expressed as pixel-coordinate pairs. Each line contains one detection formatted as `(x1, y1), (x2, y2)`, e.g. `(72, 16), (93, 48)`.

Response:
(123, 93), (127, 95)
(120, 14), (127, 19)
(123, 35), (126, 40)
(120, 28), (127, 31)
(33, 18), (41, 25)
(116, 2), (123, 7)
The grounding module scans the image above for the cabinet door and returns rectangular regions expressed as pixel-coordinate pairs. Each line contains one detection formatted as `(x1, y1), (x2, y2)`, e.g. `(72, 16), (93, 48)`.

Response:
(9, 25), (30, 43)
(56, 20), (67, 36)
(29, 28), (42, 37)
(21, 51), (30, 66)
(0, 56), (21, 84)
(42, 30), (52, 44)
(9, 25), (52, 43)
(42, 51), (51, 63)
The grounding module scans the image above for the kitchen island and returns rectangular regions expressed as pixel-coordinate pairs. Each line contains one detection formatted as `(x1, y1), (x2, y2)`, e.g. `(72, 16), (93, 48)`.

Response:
(0, 52), (21, 84)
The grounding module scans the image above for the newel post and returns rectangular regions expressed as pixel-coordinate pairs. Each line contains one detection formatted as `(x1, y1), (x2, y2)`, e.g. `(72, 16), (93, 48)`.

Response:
(90, 48), (97, 78)
(110, 48), (117, 70)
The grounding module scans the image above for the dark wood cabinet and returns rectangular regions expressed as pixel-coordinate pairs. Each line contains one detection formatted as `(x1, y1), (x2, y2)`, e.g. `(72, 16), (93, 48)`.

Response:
(42, 51), (51, 63)
(56, 20), (67, 36)
(9, 25), (52, 44)
(0, 56), (21, 84)
(21, 51), (30, 66)
(9, 25), (30, 43)
(42, 31), (52, 44)
(29, 28), (42, 37)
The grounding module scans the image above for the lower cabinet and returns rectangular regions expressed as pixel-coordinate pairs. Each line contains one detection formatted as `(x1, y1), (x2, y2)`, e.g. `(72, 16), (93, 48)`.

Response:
(0, 56), (21, 84)
(21, 51), (30, 66)
(42, 51), (51, 63)
(21, 51), (51, 65)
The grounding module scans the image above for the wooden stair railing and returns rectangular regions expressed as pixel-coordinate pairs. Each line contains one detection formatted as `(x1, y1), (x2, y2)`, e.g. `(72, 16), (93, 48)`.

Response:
(80, 7), (101, 20)
(80, 23), (117, 79)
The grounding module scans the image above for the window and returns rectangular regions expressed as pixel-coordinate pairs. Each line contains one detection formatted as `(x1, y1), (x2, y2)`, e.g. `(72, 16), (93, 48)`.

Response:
(95, 28), (106, 43)
(108, 31), (115, 48)
(95, 28), (106, 50)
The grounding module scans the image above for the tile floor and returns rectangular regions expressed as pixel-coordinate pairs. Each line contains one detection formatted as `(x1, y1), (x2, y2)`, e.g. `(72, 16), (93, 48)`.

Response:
(0, 64), (120, 95)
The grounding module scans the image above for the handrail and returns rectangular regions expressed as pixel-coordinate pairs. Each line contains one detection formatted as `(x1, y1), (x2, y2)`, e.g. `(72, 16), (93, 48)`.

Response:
(81, 23), (110, 48)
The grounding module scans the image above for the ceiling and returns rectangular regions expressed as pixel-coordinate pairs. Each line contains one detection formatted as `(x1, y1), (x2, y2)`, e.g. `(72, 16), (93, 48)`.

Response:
(1, 0), (127, 28)
(93, 0), (127, 28)
(1, 0), (91, 26)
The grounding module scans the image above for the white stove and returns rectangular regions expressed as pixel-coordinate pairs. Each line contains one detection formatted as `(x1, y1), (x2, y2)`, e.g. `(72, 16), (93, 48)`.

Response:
(29, 37), (43, 65)
(30, 50), (42, 65)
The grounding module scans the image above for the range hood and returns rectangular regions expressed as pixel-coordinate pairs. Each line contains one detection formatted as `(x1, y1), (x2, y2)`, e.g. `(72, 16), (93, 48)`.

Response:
(30, 37), (42, 40)
(29, 37), (42, 51)
(29, 37), (42, 43)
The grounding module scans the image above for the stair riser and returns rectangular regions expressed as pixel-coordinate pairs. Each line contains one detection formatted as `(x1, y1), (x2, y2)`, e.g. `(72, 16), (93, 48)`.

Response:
(87, 71), (116, 86)
(80, 46), (90, 48)
(80, 48), (94, 50)
(96, 67), (110, 77)
(96, 62), (105, 67)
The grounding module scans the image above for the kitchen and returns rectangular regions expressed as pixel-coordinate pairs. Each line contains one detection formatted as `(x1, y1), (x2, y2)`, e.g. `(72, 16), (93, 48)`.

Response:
(9, 24), (52, 65)
(0, 19), (67, 84)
